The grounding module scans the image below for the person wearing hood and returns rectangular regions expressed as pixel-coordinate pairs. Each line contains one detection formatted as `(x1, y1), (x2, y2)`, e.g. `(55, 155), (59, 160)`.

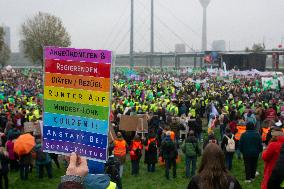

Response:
(160, 131), (178, 180)
(261, 127), (284, 189)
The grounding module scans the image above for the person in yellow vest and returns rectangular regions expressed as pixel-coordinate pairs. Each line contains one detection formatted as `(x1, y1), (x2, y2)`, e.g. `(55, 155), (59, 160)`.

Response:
(113, 132), (127, 178)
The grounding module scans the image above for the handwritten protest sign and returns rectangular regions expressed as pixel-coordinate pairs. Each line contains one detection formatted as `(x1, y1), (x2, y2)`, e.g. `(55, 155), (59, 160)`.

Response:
(43, 47), (112, 162)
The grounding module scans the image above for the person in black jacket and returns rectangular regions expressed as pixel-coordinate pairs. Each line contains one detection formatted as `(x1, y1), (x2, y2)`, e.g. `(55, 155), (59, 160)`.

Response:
(239, 122), (262, 183)
(187, 143), (242, 189)
(160, 131), (178, 180)
(221, 127), (235, 171)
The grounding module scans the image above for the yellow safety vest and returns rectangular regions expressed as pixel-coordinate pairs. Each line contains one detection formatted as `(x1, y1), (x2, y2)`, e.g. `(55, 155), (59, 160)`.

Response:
(107, 181), (117, 189)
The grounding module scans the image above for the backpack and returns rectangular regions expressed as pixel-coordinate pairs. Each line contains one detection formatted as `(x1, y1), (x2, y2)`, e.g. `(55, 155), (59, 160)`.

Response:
(184, 142), (197, 157)
(148, 140), (157, 153)
(225, 135), (235, 152)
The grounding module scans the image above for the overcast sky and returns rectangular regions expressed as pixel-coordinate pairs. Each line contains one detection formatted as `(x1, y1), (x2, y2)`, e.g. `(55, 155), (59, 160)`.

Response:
(1, 0), (284, 53)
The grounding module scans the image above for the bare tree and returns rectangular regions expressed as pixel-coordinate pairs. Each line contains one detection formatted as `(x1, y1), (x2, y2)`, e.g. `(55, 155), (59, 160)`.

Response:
(21, 12), (71, 65)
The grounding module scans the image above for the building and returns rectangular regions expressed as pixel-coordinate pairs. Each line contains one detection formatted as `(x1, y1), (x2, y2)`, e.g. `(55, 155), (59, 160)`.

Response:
(212, 40), (226, 51)
(3, 26), (11, 50)
(19, 40), (25, 54)
(175, 44), (186, 53)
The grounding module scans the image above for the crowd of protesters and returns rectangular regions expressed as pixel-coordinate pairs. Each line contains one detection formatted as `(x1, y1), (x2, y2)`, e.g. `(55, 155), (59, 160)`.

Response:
(0, 67), (284, 189)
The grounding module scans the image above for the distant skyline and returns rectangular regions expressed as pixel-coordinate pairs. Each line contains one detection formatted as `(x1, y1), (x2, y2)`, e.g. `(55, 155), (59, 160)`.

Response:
(1, 0), (284, 53)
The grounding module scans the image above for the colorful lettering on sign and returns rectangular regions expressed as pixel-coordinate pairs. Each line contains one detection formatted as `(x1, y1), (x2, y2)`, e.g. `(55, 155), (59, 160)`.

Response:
(43, 47), (111, 162)
(45, 59), (111, 77)
(44, 73), (110, 92)
(44, 86), (110, 107)
(44, 100), (109, 120)
(45, 47), (111, 63)
(43, 112), (108, 134)
(43, 139), (107, 161)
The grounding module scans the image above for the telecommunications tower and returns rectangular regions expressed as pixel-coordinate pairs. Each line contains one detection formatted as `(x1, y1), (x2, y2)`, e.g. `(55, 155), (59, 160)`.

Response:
(199, 0), (211, 51)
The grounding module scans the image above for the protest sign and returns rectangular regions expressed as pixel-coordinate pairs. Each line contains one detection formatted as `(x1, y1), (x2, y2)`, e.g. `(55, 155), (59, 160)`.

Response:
(24, 122), (41, 136)
(24, 122), (34, 133)
(43, 47), (112, 162)
(119, 115), (138, 131)
(119, 115), (148, 131)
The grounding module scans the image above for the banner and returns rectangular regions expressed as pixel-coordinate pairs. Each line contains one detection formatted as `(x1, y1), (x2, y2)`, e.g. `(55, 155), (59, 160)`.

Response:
(43, 47), (112, 162)
(262, 77), (278, 90)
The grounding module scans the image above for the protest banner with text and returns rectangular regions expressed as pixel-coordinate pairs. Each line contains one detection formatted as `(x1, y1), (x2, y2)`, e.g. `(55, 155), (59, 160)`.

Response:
(43, 47), (112, 162)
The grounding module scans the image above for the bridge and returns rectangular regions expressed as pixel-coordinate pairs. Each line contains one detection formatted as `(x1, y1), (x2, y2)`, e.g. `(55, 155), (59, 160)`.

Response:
(115, 50), (284, 70)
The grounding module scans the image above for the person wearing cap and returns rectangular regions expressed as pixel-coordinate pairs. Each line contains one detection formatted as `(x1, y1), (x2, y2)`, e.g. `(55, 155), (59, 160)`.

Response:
(261, 126), (284, 189)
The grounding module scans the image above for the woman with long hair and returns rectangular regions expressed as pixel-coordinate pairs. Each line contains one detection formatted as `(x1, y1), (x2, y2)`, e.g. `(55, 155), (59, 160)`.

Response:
(187, 143), (242, 189)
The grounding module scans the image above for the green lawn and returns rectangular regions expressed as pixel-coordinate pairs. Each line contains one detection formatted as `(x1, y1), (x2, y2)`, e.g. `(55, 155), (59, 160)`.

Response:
(9, 127), (263, 189)
(8, 154), (263, 189)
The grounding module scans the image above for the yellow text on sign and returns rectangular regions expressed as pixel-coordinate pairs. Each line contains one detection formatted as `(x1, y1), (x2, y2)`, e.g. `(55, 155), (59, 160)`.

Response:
(44, 86), (110, 107)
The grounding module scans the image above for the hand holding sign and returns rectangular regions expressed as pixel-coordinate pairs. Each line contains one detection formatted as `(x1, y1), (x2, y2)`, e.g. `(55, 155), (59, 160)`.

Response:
(66, 152), (89, 177)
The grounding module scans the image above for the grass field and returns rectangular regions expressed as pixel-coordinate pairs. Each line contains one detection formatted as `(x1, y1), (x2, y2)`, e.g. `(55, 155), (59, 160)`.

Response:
(8, 127), (264, 189)
(8, 153), (263, 189)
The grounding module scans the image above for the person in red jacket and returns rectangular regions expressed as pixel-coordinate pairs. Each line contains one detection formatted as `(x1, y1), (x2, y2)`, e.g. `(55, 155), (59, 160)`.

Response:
(129, 135), (143, 175)
(261, 130), (284, 189)
(265, 105), (277, 121)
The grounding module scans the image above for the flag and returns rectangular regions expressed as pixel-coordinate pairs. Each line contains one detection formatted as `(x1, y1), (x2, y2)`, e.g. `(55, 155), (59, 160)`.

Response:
(211, 104), (219, 117)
